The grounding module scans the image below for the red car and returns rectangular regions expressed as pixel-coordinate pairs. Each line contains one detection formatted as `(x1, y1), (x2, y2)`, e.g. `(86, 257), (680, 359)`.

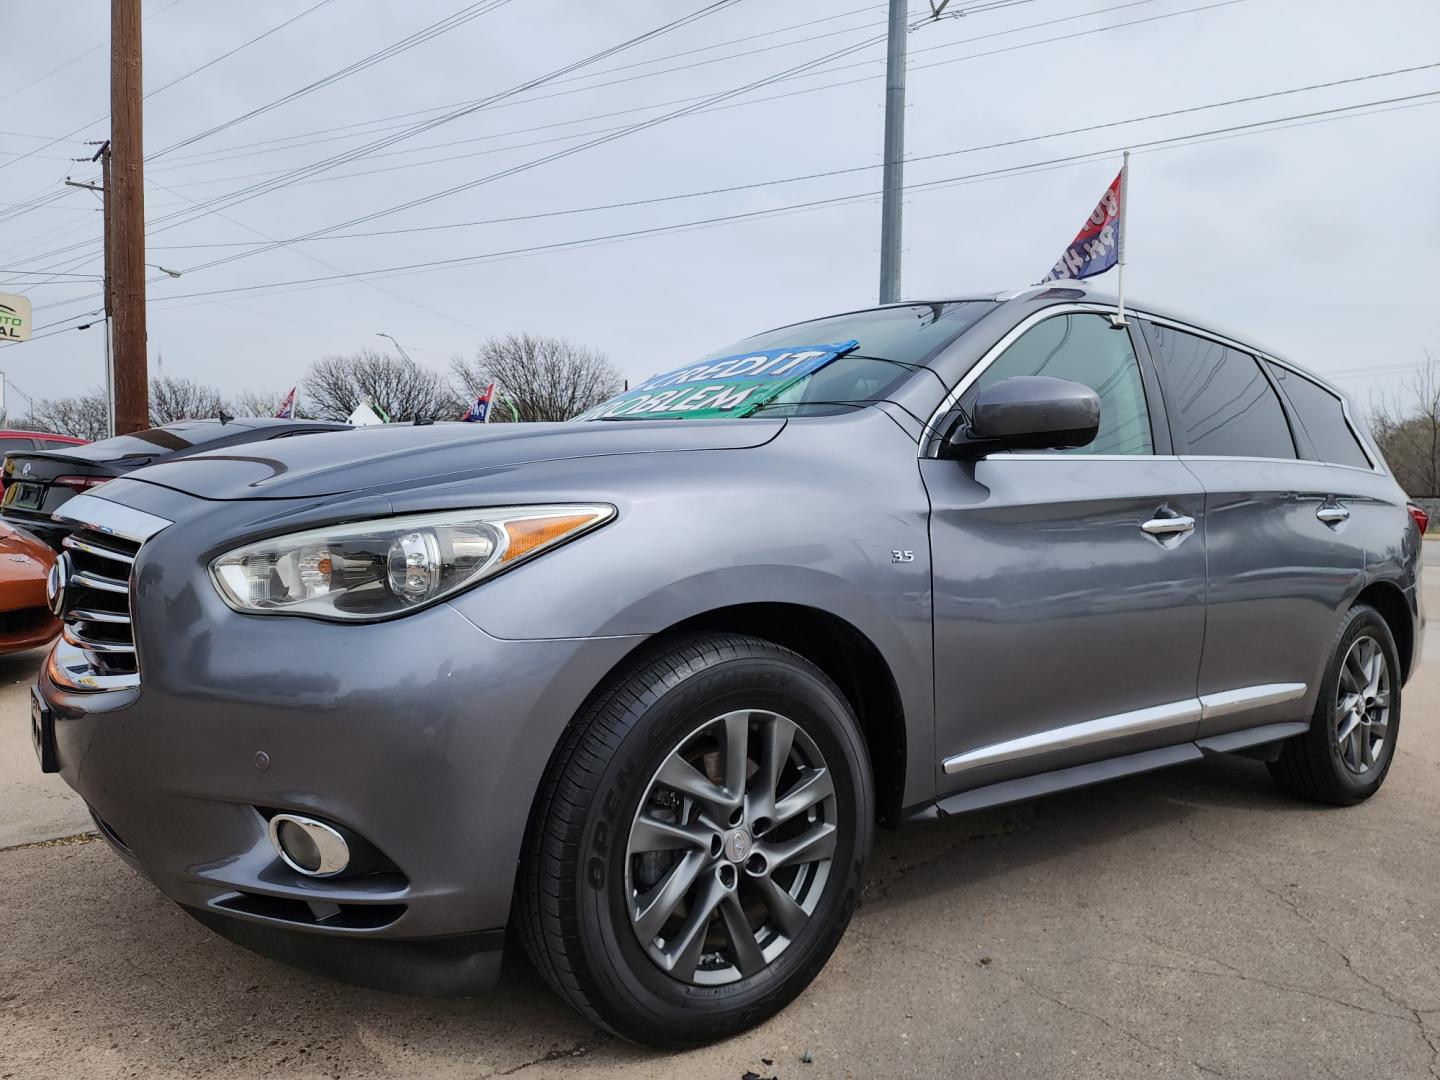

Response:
(0, 522), (59, 654)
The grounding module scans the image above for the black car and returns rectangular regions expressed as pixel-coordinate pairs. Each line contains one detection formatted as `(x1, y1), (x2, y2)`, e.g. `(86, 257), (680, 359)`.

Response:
(1, 417), (350, 548)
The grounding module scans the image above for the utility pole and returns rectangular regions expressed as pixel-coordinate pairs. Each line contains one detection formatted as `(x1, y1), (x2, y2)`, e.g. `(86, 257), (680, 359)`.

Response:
(878, 0), (908, 305)
(110, 0), (148, 434)
(66, 142), (114, 435)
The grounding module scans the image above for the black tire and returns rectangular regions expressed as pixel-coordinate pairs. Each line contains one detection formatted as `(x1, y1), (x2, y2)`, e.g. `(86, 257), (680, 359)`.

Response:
(516, 632), (873, 1048)
(1268, 603), (1401, 806)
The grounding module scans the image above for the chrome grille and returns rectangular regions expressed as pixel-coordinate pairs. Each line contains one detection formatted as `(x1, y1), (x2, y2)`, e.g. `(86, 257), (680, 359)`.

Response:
(60, 530), (140, 679)
(49, 493), (171, 693)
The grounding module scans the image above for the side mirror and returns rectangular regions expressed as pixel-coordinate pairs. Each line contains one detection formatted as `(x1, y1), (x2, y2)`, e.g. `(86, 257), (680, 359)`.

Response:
(946, 375), (1100, 458)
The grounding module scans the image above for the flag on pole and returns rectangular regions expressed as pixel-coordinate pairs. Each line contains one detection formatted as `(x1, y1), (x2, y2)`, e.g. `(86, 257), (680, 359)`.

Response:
(1040, 164), (1127, 284)
(274, 386), (297, 419)
(463, 383), (496, 423)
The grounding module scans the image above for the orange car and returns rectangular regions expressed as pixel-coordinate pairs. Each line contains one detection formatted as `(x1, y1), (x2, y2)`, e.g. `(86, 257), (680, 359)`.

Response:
(0, 523), (59, 653)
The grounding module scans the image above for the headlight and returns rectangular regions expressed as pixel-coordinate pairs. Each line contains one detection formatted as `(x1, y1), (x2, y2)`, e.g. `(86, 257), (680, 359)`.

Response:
(210, 504), (613, 620)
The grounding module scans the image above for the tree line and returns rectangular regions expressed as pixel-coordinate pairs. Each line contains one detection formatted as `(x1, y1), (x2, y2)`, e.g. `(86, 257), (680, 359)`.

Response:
(3, 333), (623, 439)
(1368, 349), (1440, 497)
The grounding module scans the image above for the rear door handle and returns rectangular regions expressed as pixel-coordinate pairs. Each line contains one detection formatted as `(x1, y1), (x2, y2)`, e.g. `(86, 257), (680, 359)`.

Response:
(1141, 513), (1196, 536)
(1316, 503), (1350, 525)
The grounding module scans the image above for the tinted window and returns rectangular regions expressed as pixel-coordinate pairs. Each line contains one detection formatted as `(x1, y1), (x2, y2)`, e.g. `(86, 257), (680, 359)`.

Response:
(1265, 362), (1371, 469)
(0, 438), (35, 453)
(1146, 324), (1294, 459)
(959, 313), (1152, 454)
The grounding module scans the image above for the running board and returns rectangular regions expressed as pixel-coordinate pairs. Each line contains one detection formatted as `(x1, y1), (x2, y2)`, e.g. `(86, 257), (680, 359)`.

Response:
(914, 721), (1311, 822)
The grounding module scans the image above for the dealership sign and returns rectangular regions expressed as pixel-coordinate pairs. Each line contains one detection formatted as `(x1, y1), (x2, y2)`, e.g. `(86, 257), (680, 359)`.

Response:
(0, 293), (32, 343)
(578, 340), (860, 421)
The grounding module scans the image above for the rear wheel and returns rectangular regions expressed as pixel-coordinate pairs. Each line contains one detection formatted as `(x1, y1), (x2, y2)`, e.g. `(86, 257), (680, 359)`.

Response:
(516, 633), (873, 1047)
(1268, 603), (1401, 805)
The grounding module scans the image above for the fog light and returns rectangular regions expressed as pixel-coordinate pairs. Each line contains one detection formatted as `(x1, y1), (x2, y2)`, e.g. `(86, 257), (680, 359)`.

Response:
(268, 814), (350, 877)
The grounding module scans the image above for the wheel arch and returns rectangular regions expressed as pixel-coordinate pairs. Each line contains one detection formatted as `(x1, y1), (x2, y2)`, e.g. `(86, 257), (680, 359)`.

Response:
(1354, 580), (1415, 682)
(552, 603), (910, 828)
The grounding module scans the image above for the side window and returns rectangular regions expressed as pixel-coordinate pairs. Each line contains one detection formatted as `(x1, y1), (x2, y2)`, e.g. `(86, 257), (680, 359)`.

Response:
(0, 438), (35, 454)
(959, 313), (1152, 455)
(1144, 323), (1295, 459)
(1264, 362), (1372, 469)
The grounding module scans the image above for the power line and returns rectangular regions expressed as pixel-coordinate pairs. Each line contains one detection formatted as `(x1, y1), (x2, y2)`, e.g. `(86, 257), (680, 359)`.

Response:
(162, 3), (1415, 258)
(0, 0), (190, 107)
(151, 0), (519, 159)
(151, 0), (1219, 279)
(16, 0), (753, 274)
(145, 0), (343, 100)
(74, 89), (1440, 312)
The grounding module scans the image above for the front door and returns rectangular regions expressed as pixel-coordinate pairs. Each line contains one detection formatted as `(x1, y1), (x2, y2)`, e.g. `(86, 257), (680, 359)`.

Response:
(921, 311), (1208, 795)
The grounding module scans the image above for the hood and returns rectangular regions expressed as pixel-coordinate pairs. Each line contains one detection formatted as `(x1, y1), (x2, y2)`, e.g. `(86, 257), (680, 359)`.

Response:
(118, 418), (786, 500)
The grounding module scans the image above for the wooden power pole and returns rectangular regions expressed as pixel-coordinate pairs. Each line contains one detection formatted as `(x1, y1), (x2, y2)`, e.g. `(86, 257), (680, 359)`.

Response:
(110, 0), (148, 434)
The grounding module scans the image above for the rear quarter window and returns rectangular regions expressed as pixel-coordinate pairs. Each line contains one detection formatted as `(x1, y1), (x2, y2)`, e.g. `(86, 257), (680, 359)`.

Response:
(1264, 362), (1372, 469)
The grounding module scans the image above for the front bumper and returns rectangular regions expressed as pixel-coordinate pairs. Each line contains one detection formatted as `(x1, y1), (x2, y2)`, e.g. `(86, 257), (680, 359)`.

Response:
(39, 526), (641, 992)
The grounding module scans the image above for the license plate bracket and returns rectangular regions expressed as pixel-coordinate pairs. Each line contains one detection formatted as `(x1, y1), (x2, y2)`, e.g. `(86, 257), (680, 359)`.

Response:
(5, 481), (44, 510)
(32, 688), (57, 773)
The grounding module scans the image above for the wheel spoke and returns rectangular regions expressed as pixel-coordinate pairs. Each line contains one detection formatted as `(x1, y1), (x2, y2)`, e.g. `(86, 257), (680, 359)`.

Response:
(656, 754), (734, 816)
(630, 813), (711, 853)
(719, 892), (766, 978)
(1369, 714), (1389, 741)
(721, 712), (751, 803)
(765, 821), (837, 869)
(633, 850), (706, 944)
(774, 767), (835, 825)
(657, 874), (726, 980)
(753, 874), (808, 938)
(1336, 710), (1362, 749)
(1342, 648), (1367, 693)
(748, 714), (796, 819)
(1364, 645), (1384, 697)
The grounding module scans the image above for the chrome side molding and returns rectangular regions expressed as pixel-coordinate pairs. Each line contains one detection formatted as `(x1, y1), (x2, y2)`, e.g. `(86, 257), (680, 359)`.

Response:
(1198, 683), (1306, 721)
(942, 682), (1308, 775)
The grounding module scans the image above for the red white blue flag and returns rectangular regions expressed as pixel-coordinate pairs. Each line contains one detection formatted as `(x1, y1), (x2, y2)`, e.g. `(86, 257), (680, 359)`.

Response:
(274, 386), (297, 419)
(1041, 166), (1126, 283)
(463, 383), (496, 423)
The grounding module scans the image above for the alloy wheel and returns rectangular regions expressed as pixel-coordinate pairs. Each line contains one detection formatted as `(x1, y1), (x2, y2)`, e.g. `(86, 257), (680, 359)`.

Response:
(624, 709), (837, 986)
(1334, 634), (1391, 776)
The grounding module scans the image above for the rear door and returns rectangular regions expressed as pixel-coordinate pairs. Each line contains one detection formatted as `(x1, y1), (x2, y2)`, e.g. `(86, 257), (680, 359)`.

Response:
(922, 308), (1208, 794)
(1140, 319), (1362, 737)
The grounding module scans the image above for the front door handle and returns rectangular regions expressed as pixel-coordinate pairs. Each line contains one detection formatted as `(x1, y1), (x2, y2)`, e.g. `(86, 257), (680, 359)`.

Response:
(1141, 513), (1196, 536)
(1316, 503), (1350, 525)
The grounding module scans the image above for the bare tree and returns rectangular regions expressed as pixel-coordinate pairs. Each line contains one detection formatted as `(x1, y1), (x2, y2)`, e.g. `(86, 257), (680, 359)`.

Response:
(303, 349), (459, 422)
(149, 376), (226, 426)
(453, 333), (622, 422)
(28, 389), (112, 441)
(231, 389), (303, 419)
(1369, 348), (1440, 496)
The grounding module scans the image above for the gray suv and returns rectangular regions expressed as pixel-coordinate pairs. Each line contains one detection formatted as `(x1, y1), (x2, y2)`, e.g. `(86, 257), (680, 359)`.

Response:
(32, 286), (1423, 1047)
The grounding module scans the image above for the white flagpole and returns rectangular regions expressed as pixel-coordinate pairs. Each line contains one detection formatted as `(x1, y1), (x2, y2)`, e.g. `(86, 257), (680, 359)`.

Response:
(1112, 150), (1130, 328)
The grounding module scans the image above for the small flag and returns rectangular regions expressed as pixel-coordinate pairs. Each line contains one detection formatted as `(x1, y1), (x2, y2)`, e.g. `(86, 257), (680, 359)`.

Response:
(463, 383), (496, 423)
(1041, 166), (1126, 284)
(274, 386), (297, 419)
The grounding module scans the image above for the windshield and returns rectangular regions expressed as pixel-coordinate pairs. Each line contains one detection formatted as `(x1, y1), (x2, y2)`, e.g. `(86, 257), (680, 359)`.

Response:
(578, 301), (995, 421)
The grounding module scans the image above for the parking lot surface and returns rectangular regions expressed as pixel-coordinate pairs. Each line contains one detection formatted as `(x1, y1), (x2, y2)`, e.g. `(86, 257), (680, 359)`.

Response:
(4, 569), (1439, 1079)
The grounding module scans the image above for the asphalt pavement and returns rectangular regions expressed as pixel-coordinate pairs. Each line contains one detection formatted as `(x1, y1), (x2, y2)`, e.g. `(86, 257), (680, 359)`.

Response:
(4, 569), (1440, 1079)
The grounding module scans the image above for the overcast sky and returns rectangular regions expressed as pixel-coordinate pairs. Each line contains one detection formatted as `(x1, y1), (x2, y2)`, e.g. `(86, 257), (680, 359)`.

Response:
(1, 0), (1437, 419)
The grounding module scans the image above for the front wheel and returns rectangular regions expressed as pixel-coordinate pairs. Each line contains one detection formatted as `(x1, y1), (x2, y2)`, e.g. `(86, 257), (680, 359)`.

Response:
(1268, 603), (1401, 805)
(516, 633), (873, 1047)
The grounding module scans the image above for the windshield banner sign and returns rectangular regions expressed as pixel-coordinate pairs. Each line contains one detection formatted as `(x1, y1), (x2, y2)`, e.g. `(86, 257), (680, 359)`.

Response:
(578, 340), (859, 421)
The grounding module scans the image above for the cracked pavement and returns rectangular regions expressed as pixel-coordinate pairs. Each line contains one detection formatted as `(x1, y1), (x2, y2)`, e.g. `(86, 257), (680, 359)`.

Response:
(4, 567), (1439, 1078)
